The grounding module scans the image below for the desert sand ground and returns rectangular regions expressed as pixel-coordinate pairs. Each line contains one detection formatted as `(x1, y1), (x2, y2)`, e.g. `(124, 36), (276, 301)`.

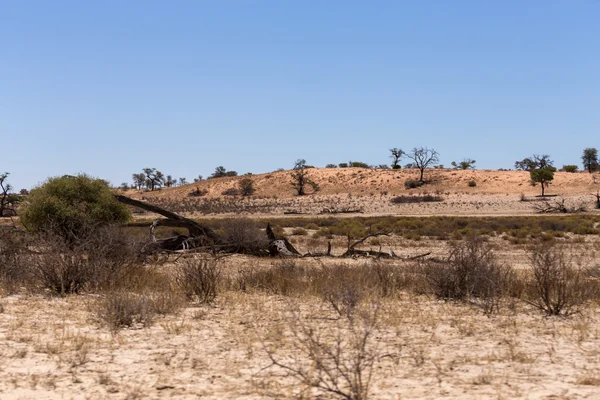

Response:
(2, 169), (600, 399)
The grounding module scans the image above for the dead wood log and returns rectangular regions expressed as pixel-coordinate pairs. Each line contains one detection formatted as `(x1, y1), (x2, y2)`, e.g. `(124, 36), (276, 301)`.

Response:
(115, 195), (220, 241)
(319, 208), (364, 214)
(532, 198), (588, 214)
(119, 196), (301, 256)
(341, 231), (396, 258)
(266, 223), (301, 257)
(405, 251), (431, 260)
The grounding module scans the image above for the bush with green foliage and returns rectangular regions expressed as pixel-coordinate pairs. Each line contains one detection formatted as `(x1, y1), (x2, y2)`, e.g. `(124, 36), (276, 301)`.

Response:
(349, 161), (370, 168)
(19, 174), (131, 240)
(561, 165), (578, 173)
(530, 167), (556, 196)
(468, 180), (477, 187)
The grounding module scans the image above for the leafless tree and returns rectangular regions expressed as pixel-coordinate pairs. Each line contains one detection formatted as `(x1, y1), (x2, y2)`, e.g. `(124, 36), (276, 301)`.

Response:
(389, 148), (404, 169)
(406, 147), (439, 182)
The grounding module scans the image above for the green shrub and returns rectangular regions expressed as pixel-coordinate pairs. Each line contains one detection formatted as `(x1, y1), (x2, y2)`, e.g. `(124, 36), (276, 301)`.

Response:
(404, 179), (424, 189)
(468, 180), (477, 187)
(19, 174), (130, 241)
(562, 165), (578, 173)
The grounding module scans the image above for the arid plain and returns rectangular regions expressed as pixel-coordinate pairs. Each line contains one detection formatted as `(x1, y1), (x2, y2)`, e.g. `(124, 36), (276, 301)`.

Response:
(2, 168), (600, 399)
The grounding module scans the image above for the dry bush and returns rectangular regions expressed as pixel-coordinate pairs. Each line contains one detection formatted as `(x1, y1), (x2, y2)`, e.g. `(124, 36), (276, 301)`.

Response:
(391, 194), (443, 204)
(221, 187), (240, 196)
(94, 291), (156, 331)
(425, 237), (513, 313)
(317, 265), (369, 319)
(220, 218), (270, 255)
(237, 259), (308, 296)
(238, 177), (255, 196)
(263, 303), (381, 400)
(0, 230), (32, 293)
(31, 224), (145, 295)
(526, 242), (597, 316)
(188, 188), (208, 197)
(175, 256), (221, 304)
(147, 290), (187, 315)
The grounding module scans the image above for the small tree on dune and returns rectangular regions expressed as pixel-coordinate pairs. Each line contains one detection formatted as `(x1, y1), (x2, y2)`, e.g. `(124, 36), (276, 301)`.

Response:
(142, 168), (165, 191)
(582, 148), (599, 173)
(290, 159), (320, 196)
(389, 148), (405, 169)
(530, 166), (556, 197)
(451, 159), (476, 170)
(406, 147), (439, 182)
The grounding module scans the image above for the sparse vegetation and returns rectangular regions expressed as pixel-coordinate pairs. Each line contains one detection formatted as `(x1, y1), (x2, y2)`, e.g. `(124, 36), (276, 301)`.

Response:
(526, 242), (596, 316)
(175, 256), (221, 304)
(404, 179), (424, 189)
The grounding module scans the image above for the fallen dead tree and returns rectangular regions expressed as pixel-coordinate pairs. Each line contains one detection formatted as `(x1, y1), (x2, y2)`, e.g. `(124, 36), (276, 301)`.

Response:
(116, 195), (300, 256)
(341, 231), (398, 258)
(531, 198), (588, 214)
(115, 195), (415, 260)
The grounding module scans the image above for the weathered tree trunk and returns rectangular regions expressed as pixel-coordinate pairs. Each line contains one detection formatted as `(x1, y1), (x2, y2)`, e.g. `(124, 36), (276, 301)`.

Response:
(115, 195), (219, 240)
(116, 195), (301, 256)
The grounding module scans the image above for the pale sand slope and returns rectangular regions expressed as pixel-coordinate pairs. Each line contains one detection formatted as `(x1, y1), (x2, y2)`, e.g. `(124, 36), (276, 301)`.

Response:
(131, 169), (600, 217)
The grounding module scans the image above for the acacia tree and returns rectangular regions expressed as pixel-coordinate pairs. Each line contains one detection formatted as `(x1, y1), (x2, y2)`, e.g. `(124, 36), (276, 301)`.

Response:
(389, 148), (405, 169)
(530, 166), (556, 196)
(522, 155), (556, 196)
(451, 159), (476, 170)
(515, 154), (552, 171)
(142, 168), (165, 191)
(582, 148), (599, 173)
(0, 172), (16, 217)
(210, 167), (237, 179)
(406, 147), (439, 182)
(165, 175), (176, 188)
(290, 159), (319, 196)
(131, 173), (146, 190)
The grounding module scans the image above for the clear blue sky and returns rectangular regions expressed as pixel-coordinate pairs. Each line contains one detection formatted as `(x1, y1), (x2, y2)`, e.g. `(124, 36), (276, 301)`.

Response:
(2, 1), (599, 190)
